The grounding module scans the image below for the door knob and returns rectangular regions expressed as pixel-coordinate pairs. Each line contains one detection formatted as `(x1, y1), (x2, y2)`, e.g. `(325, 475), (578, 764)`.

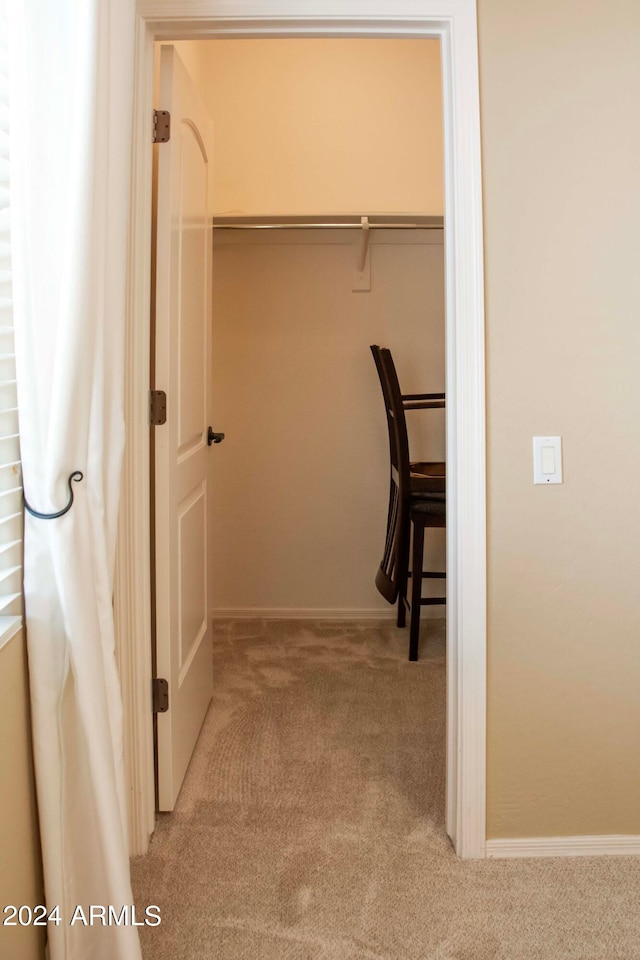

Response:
(207, 427), (225, 446)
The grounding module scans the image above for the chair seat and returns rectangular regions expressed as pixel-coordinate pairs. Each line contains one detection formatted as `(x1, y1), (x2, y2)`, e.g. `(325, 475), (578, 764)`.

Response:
(412, 490), (446, 502)
(410, 460), (446, 496)
(410, 460), (445, 478)
(410, 497), (446, 518)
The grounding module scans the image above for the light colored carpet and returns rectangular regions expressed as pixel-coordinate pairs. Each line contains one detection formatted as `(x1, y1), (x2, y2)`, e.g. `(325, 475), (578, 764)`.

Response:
(131, 620), (640, 959)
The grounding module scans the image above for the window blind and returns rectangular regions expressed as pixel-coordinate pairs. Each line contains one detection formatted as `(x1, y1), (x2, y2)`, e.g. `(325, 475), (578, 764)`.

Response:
(0, 9), (23, 631)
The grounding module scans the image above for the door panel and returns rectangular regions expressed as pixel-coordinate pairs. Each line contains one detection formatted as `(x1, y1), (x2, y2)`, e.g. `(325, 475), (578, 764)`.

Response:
(178, 124), (207, 453)
(155, 46), (213, 811)
(178, 484), (207, 676)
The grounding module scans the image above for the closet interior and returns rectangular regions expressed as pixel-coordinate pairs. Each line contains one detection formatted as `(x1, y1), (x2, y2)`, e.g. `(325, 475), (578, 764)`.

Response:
(159, 37), (446, 623)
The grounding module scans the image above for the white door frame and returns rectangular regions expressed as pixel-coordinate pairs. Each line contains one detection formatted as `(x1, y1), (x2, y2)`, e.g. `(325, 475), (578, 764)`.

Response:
(115, 0), (487, 859)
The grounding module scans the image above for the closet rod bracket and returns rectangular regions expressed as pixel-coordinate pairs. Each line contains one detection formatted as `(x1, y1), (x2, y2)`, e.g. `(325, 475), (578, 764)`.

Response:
(353, 216), (372, 291)
(358, 216), (371, 273)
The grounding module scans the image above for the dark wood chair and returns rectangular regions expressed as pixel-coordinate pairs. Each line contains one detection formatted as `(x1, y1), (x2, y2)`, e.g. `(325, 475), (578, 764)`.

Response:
(370, 345), (446, 660)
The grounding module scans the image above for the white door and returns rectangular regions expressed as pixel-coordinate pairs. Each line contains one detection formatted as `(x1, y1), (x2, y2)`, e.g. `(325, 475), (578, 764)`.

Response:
(154, 45), (214, 810)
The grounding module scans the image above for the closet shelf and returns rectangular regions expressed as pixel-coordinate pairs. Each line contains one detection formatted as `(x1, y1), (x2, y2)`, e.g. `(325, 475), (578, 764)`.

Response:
(211, 214), (443, 231)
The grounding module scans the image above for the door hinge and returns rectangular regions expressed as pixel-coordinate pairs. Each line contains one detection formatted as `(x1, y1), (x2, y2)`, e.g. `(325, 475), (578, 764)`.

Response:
(153, 109), (170, 143)
(150, 390), (167, 426)
(152, 678), (169, 714)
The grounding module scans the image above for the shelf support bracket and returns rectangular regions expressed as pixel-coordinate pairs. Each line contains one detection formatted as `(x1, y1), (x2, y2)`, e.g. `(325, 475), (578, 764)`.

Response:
(353, 216), (371, 292)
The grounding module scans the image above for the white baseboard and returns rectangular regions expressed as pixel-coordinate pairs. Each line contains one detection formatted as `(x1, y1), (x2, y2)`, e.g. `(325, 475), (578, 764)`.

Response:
(486, 835), (640, 859)
(211, 607), (446, 621)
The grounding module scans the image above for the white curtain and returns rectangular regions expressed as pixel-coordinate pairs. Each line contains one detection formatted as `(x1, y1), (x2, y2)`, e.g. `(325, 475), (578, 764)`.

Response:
(8, 2), (141, 959)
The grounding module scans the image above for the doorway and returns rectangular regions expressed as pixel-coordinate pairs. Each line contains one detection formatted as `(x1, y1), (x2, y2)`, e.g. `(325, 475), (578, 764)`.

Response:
(116, 1), (487, 861)
(197, 37), (446, 621)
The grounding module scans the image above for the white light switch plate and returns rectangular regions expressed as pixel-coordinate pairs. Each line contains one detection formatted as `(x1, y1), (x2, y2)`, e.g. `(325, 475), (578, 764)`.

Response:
(533, 436), (562, 484)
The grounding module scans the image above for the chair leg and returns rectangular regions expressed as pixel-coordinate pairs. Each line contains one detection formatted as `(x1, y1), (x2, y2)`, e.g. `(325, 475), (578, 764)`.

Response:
(396, 526), (410, 628)
(397, 597), (406, 628)
(409, 518), (425, 661)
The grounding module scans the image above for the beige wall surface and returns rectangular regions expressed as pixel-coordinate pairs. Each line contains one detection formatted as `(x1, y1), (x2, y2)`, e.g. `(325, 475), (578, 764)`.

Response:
(195, 38), (443, 216)
(479, 0), (640, 837)
(0, 630), (45, 960)
(210, 233), (445, 614)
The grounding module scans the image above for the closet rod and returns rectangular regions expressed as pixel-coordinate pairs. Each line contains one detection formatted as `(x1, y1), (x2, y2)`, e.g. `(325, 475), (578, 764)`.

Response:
(212, 216), (443, 231)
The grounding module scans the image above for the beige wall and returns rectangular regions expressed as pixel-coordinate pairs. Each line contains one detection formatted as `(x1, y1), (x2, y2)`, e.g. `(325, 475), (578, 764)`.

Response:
(0, 630), (45, 960)
(210, 232), (445, 614)
(479, 0), (640, 837)
(194, 38), (443, 216)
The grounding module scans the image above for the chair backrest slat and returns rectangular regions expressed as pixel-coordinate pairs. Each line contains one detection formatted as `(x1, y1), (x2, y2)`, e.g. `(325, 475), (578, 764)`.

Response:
(371, 344), (446, 605)
(370, 345), (413, 602)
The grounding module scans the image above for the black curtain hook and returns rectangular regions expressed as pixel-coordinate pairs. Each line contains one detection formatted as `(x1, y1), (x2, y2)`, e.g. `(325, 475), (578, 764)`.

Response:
(24, 471), (84, 520)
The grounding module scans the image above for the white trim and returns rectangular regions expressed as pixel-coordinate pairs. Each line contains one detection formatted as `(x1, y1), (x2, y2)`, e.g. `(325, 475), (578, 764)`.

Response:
(117, 0), (487, 859)
(486, 836), (640, 859)
(113, 13), (157, 858)
(211, 607), (446, 621)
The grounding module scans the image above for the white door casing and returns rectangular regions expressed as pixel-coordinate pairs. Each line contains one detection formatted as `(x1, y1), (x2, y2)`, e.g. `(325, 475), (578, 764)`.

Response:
(117, 0), (486, 858)
(154, 45), (214, 810)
